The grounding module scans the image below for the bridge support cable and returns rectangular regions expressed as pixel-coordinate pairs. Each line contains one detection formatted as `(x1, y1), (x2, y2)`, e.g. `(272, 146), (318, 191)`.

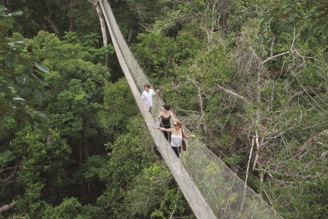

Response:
(98, 0), (282, 218)
(98, 1), (217, 218)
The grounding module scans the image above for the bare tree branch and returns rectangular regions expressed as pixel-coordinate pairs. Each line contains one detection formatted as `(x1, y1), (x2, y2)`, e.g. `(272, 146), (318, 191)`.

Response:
(238, 136), (255, 215)
(217, 83), (249, 103)
(0, 165), (18, 174)
(44, 15), (60, 35)
(187, 78), (214, 138)
(261, 51), (290, 65)
(0, 201), (16, 215)
(253, 130), (261, 170)
(261, 28), (297, 65)
(0, 165), (18, 182)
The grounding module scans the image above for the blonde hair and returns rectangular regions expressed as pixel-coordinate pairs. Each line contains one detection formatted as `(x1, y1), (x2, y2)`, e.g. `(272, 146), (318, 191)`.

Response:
(174, 120), (182, 127)
(175, 120), (187, 139)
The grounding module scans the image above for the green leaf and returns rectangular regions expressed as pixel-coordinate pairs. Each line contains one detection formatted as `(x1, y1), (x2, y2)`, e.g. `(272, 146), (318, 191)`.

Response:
(4, 53), (16, 67)
(17, 118), (26, 130)
(34, 63), (50, 73)
(34, 111), (47, 120)
(15, 74), (30, 85)
(8, 42), (15, 47)
(31, 73), (48, 86)
(0, 5), (7, 13)
(0, 151), (15, 166)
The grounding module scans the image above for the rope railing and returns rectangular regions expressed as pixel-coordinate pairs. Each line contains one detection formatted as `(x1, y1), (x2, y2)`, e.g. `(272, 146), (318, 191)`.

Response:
(98, 1), (282, 218)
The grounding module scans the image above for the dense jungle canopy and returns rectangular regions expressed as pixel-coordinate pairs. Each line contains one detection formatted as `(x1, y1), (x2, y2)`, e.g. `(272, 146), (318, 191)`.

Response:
(0, 0), (327, 218)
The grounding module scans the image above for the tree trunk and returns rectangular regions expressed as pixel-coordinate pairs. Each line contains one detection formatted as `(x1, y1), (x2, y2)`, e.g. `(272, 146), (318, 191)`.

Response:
(89, 0), (108, 47)
(0, 201), (16, 215)
(44, 15), (60, 35)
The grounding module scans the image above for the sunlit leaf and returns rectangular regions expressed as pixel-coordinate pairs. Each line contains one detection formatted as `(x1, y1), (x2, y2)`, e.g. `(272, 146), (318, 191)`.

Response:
(15, 40), (26, 45)
(13, 97), (26, 105)
(34, 63), (50, 73)
(8, 11), (23, 16)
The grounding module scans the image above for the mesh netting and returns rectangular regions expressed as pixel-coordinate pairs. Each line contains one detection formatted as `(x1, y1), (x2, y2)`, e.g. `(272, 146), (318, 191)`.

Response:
(99, 1), (282, 218)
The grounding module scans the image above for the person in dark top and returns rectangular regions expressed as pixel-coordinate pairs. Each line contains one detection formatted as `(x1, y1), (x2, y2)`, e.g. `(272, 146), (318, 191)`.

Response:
(155, 104), (176, 141)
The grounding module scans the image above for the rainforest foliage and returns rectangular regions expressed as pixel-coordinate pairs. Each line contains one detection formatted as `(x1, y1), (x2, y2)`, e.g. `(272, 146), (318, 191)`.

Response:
(0, 0), (327, 218)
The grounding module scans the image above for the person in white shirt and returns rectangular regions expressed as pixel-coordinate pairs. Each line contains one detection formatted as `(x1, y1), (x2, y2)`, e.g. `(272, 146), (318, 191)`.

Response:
(141, 84), (159, 112)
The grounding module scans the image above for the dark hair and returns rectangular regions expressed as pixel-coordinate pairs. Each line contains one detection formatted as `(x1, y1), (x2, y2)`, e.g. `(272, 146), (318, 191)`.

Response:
(163, 103), (170, 111)
(144, 84), (150, 88)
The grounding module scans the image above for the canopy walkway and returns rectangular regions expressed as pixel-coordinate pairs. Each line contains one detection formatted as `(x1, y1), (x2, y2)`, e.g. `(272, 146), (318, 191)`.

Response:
(98, 1), (282, 218)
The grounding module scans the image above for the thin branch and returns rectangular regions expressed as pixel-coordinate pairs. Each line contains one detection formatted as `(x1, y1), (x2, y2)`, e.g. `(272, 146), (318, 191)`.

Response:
(253, 130), (261, 170)
(238, 136), (255, 216)
(187, 78), (205, 116)
(0, 165), (18, 174)
(261, 51), (290, 65)
(1, 165), (18, 182)
(290, 28), (297, 51)
(261, 28), (297, 65)
(217, 83), (249, 103)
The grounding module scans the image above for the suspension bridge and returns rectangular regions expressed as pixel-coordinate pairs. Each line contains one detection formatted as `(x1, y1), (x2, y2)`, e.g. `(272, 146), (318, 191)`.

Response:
(98, 1), (282, 218)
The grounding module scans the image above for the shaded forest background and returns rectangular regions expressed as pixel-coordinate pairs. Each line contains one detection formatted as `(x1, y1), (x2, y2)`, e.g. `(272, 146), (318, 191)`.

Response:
(0, 0), (327, 218)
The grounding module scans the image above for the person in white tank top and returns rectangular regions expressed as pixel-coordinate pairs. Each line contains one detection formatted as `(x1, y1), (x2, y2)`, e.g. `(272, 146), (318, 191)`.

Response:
(153, 120), (195, 157)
